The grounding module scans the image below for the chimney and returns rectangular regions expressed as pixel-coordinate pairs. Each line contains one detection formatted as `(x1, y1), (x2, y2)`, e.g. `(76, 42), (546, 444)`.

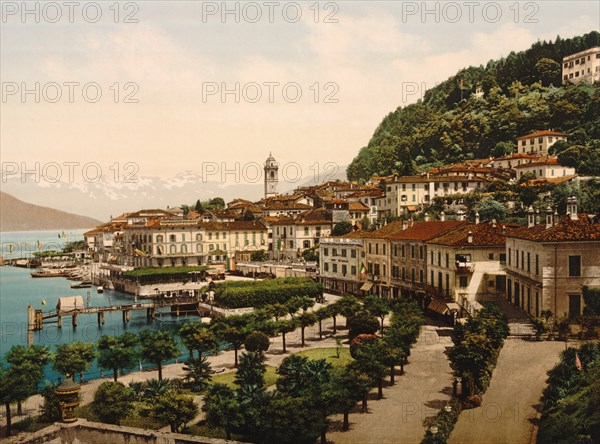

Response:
(502, 225), (506, 235)
(467, 231), (473, 244)
(424, 213), (430, 222)
(475, 212), (480, 225)
(440, 211), (445, 222)
(545, 206), (553, 229)
(457, 209), (465, 221)
(527, 206), (535, 228)
(492, 219), (497, 227)
(568, 196), (578, 220)
(554, 208), (559, 226)
(535, 209), (540, 225)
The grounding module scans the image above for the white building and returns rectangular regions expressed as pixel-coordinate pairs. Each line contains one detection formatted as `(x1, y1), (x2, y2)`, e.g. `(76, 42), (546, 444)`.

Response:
(516, 130), (568, 156)
(505, 202), (600, 319)
(513, 156), (577, 179)
(562, 47), (600, 85)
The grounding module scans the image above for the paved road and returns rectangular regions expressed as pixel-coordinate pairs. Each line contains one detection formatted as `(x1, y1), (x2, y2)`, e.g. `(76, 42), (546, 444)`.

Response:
(448, 339), (564, 444)
(328, 323), (455, 444)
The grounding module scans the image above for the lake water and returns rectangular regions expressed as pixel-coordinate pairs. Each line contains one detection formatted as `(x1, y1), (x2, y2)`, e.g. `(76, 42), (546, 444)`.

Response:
(0, 230), (199, 385)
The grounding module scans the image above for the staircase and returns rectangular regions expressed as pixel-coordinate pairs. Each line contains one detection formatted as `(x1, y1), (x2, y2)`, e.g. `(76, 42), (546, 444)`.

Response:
(508, 320), (536, 339)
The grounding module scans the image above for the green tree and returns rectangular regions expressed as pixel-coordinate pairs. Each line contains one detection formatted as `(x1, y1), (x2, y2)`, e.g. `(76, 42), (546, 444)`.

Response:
(202, 383), (243, 440)
(244, 331), (270, 355)
(277, 319), (296, 353)
(97, 332), (138, 381)
(235, 352), (266, 389)
(364, 295), (391, 333)
(296, 312), (318, 347)
(250, 250), (268, 261)
(332, 221), (353, 236)
(92, 381), (134, 425)
(5, 345), (51, 414)
(152, 390), (198, 432)
(139, 329), (179, 380)
(178, 321), (217, 359)
(333, 295), (361, 328)
(348, 310), (380, 341)
(53, 341), (95, 382)
(535, 57), (561, 86)
(182, 356), (214, 392)
(315, 307), (331, 339)
(476, 197), (506, 222)
(211, 315), (249, 368)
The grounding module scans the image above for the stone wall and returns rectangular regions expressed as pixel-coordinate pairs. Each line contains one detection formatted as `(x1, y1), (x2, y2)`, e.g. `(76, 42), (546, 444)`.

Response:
(6, 419), (241, 444)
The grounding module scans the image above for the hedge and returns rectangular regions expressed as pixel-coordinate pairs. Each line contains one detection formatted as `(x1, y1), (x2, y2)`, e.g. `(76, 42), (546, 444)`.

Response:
(214, 278), (323, 308)
(123, 266), (209, 278)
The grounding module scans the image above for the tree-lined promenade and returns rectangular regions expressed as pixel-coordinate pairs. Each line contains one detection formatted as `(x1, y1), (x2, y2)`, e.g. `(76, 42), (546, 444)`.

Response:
(1, 292), (431, 442)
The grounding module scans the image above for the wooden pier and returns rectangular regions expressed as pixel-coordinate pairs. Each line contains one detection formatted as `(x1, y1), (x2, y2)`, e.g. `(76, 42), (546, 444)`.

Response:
(26, 297), (238, 345)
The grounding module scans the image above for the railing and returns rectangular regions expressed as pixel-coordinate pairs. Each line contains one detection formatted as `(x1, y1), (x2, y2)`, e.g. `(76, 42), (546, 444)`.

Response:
(455, 262), (475, 274)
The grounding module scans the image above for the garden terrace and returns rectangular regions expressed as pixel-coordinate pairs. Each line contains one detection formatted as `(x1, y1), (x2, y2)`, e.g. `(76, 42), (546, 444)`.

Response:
(213, 277), (323, 308)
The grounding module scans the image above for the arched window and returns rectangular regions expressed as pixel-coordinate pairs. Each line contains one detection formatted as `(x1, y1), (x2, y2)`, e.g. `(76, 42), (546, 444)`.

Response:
(156, 235), (164, 243)
(181, 244), (188, 253)
(169, 234), (176, 242)
(196, 233), (202, 241)
(270, 171), (275, 179)
(196, 244), (202, 253)
(169, 245), (176, 254)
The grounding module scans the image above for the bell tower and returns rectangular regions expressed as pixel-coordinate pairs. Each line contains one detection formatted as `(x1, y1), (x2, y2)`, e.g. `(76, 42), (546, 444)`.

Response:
(264, 153), (279, 199)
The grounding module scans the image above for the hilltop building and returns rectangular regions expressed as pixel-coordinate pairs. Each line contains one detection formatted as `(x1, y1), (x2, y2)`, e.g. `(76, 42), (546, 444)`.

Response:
(562, 46), (600, 85)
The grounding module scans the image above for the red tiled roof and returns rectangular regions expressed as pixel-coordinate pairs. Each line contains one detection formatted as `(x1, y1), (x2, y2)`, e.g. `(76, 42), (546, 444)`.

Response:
(520, 175), (578, 187)
(387, 221), (468, 241)
(513, 156), (560, 168)
(349, 201), (369, 211)
(517, 130), (568, 140)
(428, 221), (514, 247)
(507, 214), (600, 242)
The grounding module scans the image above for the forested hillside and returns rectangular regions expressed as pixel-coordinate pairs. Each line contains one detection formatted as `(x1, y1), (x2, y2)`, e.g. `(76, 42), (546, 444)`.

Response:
(347, 31), (600, 181)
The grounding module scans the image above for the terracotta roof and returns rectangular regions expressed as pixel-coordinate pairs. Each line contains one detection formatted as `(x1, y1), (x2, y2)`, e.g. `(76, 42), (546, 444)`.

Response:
(520, 175), (578, 187)
(387, 221), (469, 241)
(345, 190), (384, 198)
(513, 156), (560, 168)
(492, 153), (543, 162)
(349, 201), (370, 211)
(517, 130), (568, 140)
(263, 202), (313, 210)
(428, 221), (514, 247)
(126, 209), (176, 218)
(362, 221), (409, 239)
(507, 214), (600, 242)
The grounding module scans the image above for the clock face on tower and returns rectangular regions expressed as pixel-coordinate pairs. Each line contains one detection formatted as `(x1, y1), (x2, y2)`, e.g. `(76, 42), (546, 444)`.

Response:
(267, 181), (277, 192)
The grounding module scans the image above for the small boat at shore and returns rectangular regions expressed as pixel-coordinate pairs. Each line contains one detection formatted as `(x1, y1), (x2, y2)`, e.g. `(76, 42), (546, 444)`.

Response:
(71, 282), (92, 289)
(31, 271), (64, 278)
(97, 286), (104, 293)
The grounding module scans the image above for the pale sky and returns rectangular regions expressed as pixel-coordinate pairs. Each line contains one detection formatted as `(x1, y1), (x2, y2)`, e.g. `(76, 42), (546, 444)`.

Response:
(1, 1), (599, 185)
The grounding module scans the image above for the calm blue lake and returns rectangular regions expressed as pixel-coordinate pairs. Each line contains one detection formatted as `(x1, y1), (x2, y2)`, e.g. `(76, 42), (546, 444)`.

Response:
(0, 231), (199, 385)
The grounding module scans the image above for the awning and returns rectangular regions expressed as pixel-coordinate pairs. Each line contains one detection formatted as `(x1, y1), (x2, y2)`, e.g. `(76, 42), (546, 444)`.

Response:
(446, 303), (460, 312)
(360, 281), (374, 291)
(427, 299), (449, 315)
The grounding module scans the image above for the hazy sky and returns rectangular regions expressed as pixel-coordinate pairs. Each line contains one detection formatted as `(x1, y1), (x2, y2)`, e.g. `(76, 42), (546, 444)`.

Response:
(2, 1), (599, 185)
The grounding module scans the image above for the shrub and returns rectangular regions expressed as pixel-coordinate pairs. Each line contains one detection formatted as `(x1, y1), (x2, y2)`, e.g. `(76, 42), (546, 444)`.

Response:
(214, 278), (323, 308)
(92, 381), (134, 425)
(244, 331), (271, 354)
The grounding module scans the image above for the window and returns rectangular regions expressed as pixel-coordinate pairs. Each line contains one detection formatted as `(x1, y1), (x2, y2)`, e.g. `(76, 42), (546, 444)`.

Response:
(394, 244), (398, 257)
(500, 253), (506, 265)
(488, 253), (494, 260)
(527, 253), (531, 273)
(196, 233), (202, 241)
(157, 235), (164, 243)
(445, 254), (449, 268)
(342, 265), (347, 275)
(431, 251), (434, 265)
(215, 232), (219, 240)
(304, 227), (309, 236)
(401, 245), (405, 258)
(535, 254), (539, 275)
(438, 252), (441, 265)
(568, 256), (581, 277)
(459, 276), (468, 287)
(324, 263), (329, 272)
(332, 248), (337, 256)
(181, 244), (188, 253)
(411, 268), (415, 282)
(351, 250), (357, 258)
(170, 245), (176, 254)
(508, 248), (512, 265)
(369, 243), (372, 254)
(332, 264), (338, 273)
(303, 240), (310, 249)
(411, 245), (415, 258)
(170, 234), (176, 242)
(516, 249), (519, 268)
(351, 265), (356, 275)
(419, 246), (424, 260)
(375, 244), (379, 255)
(341, 249), (347, 257)
(419, 270), (424, 283)
(521, 251), (524, 270)
(324, 248), (329, 256)
(383, 244), (386, 255)
(196, 244), (202, 253)
(401, 267), (405, 280)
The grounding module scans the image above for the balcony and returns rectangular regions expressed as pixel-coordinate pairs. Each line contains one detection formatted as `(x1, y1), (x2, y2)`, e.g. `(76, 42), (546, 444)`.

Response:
(455, 261), (475, 274)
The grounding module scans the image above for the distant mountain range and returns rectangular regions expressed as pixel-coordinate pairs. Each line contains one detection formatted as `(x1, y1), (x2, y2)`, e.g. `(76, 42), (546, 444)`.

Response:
(0, 192), (102, 232)
(1, 167), (347, 223)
